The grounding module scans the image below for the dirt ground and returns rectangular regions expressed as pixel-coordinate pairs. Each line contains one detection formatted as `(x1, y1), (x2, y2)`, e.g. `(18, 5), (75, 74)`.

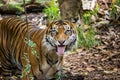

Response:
(0, 14), (120, 80)
(62, 23), (120, 80)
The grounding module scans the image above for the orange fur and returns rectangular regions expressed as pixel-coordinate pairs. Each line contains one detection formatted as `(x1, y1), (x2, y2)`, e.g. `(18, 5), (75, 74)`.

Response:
(0, 17), (77, 80)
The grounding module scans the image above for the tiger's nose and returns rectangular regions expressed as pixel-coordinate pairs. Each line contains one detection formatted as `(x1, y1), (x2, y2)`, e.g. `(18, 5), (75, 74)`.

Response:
(58, 40), (65, 45)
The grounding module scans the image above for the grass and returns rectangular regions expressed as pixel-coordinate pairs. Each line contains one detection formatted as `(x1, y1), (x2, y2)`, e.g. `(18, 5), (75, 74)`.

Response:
(78, 4), (100, 49)
(0, 1), (24, 15)
(116, 0), (120, 6)
(37, 0), (51, 3)
(83, 3), (100, 25)
(0, 2), (3, 7)
(110, 0), (120, 20)
(8, 3), (24, 12)
(43, 0), (60, 20)
(83, 11), (93, 25)
(77, 25), (97, 49)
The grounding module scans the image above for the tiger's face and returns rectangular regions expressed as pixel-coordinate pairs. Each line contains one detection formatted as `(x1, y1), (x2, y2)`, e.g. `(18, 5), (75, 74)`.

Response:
(44, 20), (77, 56)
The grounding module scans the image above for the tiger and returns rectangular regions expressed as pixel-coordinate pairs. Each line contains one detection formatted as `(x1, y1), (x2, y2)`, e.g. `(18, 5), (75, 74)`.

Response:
(0, 17), (77, 80)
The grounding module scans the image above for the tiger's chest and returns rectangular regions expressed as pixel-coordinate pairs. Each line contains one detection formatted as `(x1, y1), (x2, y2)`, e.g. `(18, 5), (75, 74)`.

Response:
(40, 49), (62, 79)
(41, 59), (60, 79)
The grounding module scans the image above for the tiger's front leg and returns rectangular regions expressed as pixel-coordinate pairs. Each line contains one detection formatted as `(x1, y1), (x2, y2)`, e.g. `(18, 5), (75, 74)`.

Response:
(21, 62), (43, 80)
(45, 56), (63, 79)
(21, 70), (33, 80)
(20, 53), (42, 80)
(21, 60), (34, 80)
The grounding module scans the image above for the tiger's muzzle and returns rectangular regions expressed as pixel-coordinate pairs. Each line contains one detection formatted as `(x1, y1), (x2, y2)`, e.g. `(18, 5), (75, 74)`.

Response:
(56, 40), (66, 56)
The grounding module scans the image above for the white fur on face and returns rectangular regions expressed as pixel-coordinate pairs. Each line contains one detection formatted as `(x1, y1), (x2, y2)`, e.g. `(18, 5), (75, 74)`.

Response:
(63, 25), (71, 30)
(64, 34), (77, 46)
(42, 35), (55, 51)
(42, 23), (77, 51)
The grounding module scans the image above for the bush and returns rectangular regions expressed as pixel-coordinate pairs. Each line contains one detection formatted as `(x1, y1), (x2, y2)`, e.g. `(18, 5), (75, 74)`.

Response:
(43, 0), (60, 20)
(77, 25), (97, 49)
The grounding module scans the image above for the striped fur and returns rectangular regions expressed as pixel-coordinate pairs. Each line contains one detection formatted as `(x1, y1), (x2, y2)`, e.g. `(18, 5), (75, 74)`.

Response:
(0, 17), (77, 80)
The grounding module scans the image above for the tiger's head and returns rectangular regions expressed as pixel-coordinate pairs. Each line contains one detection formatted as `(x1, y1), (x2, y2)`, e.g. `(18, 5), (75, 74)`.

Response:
(43, 20), (77, 56)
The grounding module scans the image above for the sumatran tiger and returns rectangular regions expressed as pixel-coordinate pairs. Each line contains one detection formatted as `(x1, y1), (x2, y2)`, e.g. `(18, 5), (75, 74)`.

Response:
(0, 17), (77, 80)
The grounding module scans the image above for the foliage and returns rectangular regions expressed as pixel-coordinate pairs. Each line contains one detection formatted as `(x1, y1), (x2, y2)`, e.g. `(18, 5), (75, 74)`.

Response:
(55, 73), (62, 80)
(43, 0), (60, 20)
(94, 3), (100, 13)
(93, 3), (100, 17)
(80, 4), (100, 49)
(37, 0), (50, 3)
(83, 3), (100, 25)
(55, 70), (67, 80)
(0, 1), (24, 15)
(22, 53), (31, 76)
(115, 0), (120, 6)
(83, 11), (93, 25)
(77, 26), (97, 49)
(0, 0), (23, 13)
(110, 0), (120, 20)
(0, 1), (3, 6)
(21, 38), (39, 79)
(0, 3), (3, 7)
(8, 3), (24, 13)
(25, 38), (39, 59)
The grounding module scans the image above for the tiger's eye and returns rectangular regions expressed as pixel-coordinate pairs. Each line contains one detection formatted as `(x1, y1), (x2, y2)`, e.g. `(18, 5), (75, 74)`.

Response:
(65, 30), (72, 35)
(51, 30), (57, 36)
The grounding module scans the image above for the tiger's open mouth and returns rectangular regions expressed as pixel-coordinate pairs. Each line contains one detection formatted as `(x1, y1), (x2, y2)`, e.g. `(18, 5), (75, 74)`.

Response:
(56, 45), (66, 56)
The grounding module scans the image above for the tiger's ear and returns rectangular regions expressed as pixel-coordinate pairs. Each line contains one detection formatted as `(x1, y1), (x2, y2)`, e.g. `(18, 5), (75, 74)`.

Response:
(46, 20), (57, 27)
(70, 20), (76, 25)
(70, 17), (81, 27)
(70, 21), (77, 29)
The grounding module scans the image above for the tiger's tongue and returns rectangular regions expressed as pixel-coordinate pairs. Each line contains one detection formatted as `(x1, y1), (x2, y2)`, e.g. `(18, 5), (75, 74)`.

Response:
(57, 46), (65, 55)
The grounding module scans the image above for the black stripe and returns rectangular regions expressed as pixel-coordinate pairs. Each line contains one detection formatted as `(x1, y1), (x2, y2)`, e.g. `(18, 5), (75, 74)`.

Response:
(45, 53), (58, 66)
(45, 36), (55, 47)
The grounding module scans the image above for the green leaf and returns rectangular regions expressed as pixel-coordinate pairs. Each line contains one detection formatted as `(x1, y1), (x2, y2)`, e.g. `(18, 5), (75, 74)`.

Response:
(25, 38), (36, 48)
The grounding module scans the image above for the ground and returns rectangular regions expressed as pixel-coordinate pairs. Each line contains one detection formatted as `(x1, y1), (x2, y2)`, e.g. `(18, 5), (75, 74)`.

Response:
(0, 14), (120, 80)
(62, 23), (120, 80)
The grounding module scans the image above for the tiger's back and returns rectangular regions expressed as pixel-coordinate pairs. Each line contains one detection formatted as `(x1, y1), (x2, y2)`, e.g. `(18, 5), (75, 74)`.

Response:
(0, 17), (44, 78)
